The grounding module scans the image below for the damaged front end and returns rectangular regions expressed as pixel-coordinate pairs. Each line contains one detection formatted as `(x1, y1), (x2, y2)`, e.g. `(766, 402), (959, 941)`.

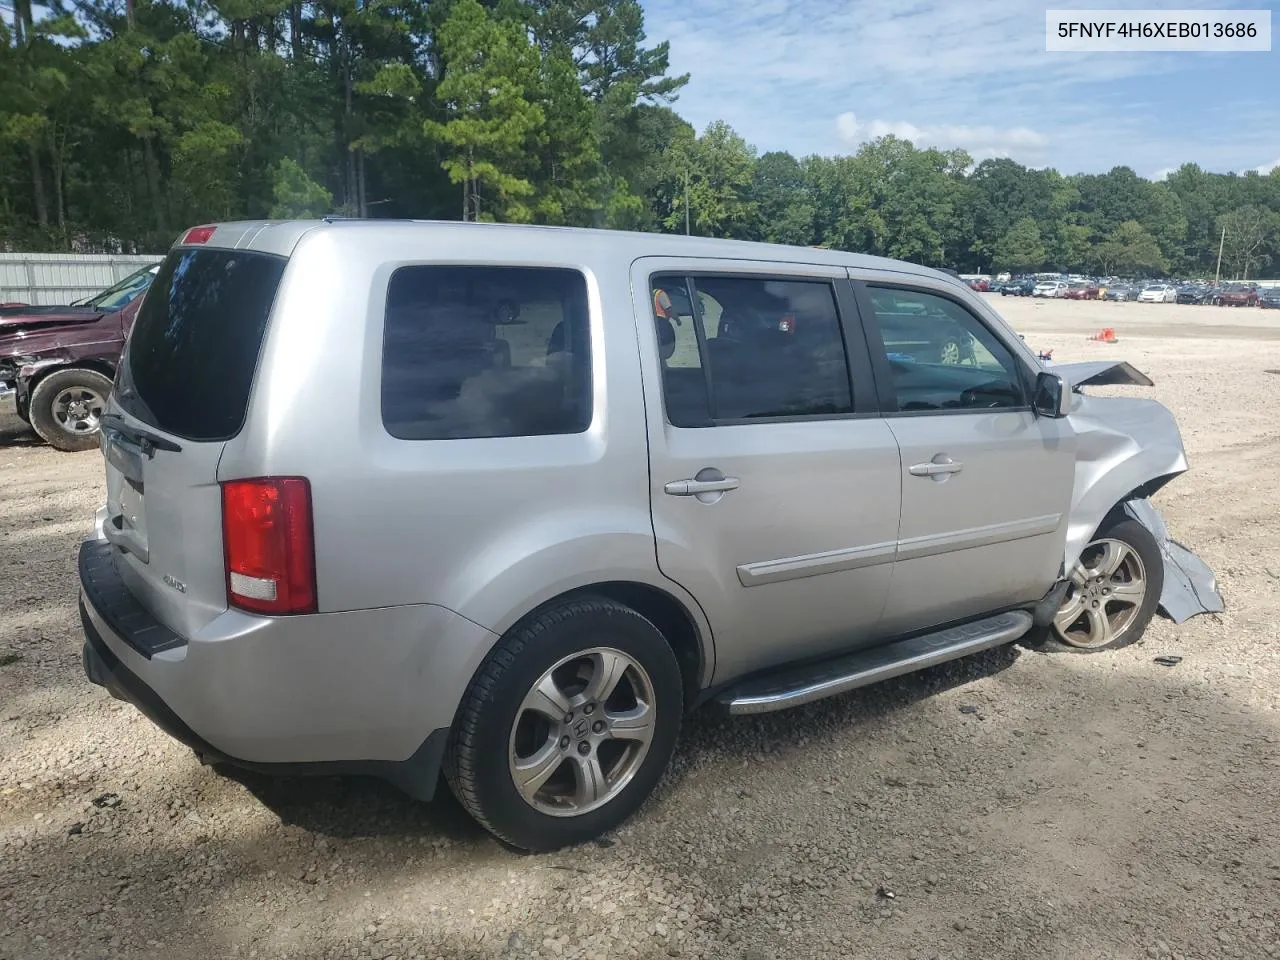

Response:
(1052, 360), (1224, 623)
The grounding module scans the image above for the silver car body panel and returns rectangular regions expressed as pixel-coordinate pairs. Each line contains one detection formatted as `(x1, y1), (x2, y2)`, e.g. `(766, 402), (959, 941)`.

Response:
(79, 219), (1221, 770)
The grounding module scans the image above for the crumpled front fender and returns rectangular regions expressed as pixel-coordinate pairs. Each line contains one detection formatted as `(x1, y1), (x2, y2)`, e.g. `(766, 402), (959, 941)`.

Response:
(1055, 360), (1223, 622)
(1064, 392), (1188, 568)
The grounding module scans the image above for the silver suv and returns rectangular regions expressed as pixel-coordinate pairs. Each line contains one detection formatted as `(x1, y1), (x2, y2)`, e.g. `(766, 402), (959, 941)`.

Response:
(78, 220), (1220, 851)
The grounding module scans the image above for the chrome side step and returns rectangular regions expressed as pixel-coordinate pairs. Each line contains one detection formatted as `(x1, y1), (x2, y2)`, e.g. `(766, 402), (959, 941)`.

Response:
(719, 610), (1034, 716)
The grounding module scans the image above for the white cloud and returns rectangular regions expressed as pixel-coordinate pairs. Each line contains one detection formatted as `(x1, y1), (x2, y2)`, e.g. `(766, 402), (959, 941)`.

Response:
(646, 0), (1280, 174)
(834, 111), (1048, 161)
(1256, 158), (1280, 175)
(1152, 167), (1175, 181)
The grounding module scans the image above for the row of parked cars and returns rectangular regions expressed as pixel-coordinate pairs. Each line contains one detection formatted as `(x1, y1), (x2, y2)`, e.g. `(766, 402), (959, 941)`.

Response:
(984, 276), (1280, 307)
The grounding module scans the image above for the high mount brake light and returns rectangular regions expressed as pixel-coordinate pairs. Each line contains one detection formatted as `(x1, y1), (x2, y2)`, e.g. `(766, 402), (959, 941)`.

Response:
(180, 225), (216, 245)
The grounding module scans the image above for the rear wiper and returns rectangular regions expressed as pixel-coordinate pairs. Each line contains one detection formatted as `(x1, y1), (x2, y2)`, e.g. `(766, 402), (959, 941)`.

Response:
(101, 413), (183, 457)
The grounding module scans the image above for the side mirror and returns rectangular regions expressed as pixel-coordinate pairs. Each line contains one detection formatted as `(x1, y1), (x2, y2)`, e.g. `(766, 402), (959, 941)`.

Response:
(1033, 370), (1071, 418)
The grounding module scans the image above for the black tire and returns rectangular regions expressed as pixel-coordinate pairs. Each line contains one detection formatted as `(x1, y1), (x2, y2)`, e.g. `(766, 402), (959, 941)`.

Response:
(29, 368), (112, 452)
(444, 596), (683, 851)
(1040, 516), (1163, 654)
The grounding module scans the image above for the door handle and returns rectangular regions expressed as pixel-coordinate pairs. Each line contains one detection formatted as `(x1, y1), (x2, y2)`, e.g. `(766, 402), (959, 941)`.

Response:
(909, 458), (964, 477)
(664, 476), (741, 496)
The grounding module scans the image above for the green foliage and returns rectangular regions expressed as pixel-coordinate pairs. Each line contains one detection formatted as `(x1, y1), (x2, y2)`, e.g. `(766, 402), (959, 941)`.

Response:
(1, 0), (1279, 280)
(269, 158), (334, 218)
(994, 217), (1046, 272)
(1094, 220), (1167, 277)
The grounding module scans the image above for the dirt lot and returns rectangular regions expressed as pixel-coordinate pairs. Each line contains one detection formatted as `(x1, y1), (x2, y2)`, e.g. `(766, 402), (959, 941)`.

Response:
(2, 298), (1278, 960)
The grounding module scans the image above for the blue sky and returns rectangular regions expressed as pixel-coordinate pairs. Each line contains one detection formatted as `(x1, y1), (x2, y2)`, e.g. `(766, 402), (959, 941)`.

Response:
(642, 0), (1280, 178)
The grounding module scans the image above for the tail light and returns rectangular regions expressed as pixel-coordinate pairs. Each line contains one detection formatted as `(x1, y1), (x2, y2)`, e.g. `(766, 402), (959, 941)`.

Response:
(221, 477), (316, 615)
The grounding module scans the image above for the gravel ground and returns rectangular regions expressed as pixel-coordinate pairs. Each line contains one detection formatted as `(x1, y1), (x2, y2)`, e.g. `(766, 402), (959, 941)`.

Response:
(2, 299), (1279, 960)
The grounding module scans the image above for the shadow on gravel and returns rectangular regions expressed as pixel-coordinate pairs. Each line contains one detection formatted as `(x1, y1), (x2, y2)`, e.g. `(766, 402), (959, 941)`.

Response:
(216, 765), (485, 844)
(0, 418), (42, 448)
(198, 644), (1022, 847)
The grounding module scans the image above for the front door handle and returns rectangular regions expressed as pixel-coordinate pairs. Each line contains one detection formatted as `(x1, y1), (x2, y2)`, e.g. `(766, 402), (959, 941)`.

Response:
(664, 476), (741, 496)
(909, 457), (964, 478)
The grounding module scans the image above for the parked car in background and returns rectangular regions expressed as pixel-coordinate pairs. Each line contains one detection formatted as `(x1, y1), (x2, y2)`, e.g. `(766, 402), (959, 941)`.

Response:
(1258, 288), (1280, 309)
(1000, 278), (1036, 297)
(0, 262), (160, 451)
(1063, 281), (1100, 301)
(966, 278), (990, 292)
(1176, 284), (1210, 304)
(1217, 285), (1259, 307)
(76, 218), (1221, 851)
(1104, 284), (1137, 302)
(1137, 284), (1176, 303)
(1033, 280), (1068, 298)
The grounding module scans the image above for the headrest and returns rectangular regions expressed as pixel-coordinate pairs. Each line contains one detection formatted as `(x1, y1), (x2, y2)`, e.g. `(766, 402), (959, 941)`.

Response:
(656, 317), (676, 361)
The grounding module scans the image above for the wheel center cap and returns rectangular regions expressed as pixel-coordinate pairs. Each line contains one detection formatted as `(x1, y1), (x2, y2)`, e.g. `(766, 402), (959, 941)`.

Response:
(570, 715), (592, 741)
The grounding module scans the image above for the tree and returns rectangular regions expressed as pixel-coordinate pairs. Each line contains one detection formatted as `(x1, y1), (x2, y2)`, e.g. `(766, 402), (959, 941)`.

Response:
(425, 0), (545, 222)
(661, 120), (755, 238)
(1216, 206), (1274, 280)
(269, 158), (334, 218)
(1094, 220), (1167, 276)
(748, 151), (814, 247)
(994, 217), (1046, 272)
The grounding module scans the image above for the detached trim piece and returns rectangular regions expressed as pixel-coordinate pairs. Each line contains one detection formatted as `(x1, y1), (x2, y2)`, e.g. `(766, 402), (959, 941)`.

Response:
(78, 538), (185, 659)
(735, 513), (1061, 587)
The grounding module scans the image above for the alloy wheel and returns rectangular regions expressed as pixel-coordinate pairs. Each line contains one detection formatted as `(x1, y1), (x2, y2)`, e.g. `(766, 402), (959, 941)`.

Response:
(1052, 538), (1148, 648)
(508, 647), (657, 817)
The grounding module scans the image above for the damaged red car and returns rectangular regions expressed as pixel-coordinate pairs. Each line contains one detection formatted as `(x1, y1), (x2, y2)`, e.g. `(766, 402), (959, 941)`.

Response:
(1, 263), (159, 451)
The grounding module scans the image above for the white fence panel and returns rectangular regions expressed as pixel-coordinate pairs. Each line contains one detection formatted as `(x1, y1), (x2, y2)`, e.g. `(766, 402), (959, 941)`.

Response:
(0, 253), (163, 306)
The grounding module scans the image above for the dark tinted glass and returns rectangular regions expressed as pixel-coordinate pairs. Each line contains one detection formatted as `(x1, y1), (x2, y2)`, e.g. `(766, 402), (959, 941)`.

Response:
(115, 249), (285, 440)
(867, 287), (1026, 412)
(649, 274), (853, 425)
(381, 266), (591, 440)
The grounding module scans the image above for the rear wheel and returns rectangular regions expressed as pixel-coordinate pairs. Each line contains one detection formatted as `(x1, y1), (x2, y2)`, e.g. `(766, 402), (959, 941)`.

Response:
(444, 596), (683, 851)
(29, 368), (112, 452)
(1047, 518), (1163, 653)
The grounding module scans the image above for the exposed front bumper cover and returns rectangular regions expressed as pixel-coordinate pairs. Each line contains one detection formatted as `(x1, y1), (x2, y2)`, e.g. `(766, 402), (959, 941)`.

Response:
(1124, 498), (1225, 623)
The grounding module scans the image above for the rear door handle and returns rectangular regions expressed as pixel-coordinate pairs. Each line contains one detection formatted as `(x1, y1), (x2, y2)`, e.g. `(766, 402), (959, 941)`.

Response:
(909, 458), (964, 477)
(664, 476), (741, 496)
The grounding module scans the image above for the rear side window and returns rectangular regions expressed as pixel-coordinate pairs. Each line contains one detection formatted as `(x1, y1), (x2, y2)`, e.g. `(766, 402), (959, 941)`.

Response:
(381, 265), (592, 440)
(115, 249), (286, 441)
(649, 274), (854, 425)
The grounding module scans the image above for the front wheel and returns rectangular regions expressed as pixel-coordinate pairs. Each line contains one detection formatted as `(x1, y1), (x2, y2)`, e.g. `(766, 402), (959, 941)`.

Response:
(444, 596), (683, 851)
(1048, 517), (1163, 653)
(28, 368), (113, 452)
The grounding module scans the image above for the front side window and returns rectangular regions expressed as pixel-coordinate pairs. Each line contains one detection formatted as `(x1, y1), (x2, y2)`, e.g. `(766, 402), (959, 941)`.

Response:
(866, 286), (1027, 412)
(381, 265), (591, 440)
(650, 274), (854, 426)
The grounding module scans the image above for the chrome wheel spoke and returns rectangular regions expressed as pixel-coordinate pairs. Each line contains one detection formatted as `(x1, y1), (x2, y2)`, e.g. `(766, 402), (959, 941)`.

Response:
(512, 740), (563, 800)
(523, 674), (571, 723)
(1096, 540), (1129, 578)
(583, 650), (629, 703)
(1053, 590), (1086, 630)
(1083, 607), (1115, 647)
(605, 703), (654, 744)
(570, 753), (606, 807)
(1110, 580), (1145, 603)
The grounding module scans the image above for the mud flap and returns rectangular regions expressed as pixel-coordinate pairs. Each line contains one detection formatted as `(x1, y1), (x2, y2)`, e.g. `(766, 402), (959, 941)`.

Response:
(1124, 498), (1225, 623)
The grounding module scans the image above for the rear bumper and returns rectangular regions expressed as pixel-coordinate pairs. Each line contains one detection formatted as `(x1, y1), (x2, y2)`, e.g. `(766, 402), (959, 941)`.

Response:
(77, 537), (499, 799)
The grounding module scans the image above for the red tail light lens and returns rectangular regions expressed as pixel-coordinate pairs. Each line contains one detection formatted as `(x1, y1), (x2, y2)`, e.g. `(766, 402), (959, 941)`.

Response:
(221, 477), (316, 615)
(180, 224), (216, 245)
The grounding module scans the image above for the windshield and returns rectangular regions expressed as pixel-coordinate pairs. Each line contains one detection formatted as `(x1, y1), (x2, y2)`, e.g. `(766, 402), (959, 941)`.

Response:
(82, 264), (159, 310)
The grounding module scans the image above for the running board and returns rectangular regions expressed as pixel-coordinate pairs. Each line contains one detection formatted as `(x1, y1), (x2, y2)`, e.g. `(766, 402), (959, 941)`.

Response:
(718, 610), (1034, 716)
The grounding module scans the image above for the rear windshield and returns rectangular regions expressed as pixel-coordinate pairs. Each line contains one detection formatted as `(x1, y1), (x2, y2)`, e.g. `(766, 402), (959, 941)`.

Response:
(114, 248), (286, 441)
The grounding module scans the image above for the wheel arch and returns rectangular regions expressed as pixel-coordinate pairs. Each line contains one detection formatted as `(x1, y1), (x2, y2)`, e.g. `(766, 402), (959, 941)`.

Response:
(502, 581), (712, 711)
(22, 358), (117, 396)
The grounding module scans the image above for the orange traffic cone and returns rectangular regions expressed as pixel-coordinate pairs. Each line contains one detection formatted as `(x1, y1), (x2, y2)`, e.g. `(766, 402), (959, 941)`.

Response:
(1089, 327), (1118, 343)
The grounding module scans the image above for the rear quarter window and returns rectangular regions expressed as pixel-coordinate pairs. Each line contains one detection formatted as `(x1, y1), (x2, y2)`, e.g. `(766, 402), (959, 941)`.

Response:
(381, 265), (592, 440)
(115, 248), (286, 441)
